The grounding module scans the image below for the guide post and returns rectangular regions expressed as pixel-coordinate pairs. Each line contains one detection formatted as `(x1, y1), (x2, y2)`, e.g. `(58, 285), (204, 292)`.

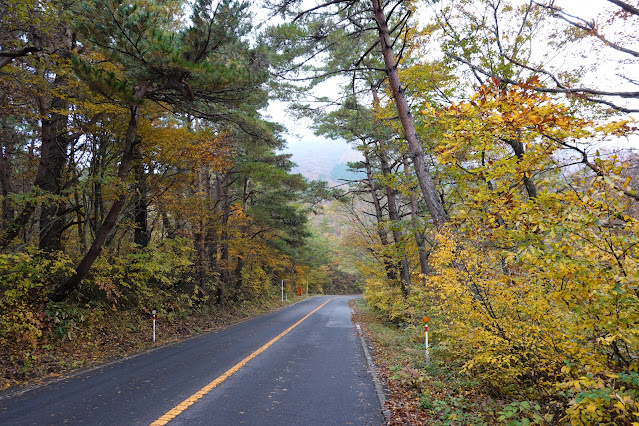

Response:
(424, 316), (429, 365)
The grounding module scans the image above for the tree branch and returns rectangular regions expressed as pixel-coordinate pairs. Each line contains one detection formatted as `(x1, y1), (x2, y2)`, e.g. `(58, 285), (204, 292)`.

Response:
(445, 52), (639, 112)
(542, 132), (639, 202)
(607, 0), (639, 16)
(293, 0), (356, 22)
(0, 46), (42, 68)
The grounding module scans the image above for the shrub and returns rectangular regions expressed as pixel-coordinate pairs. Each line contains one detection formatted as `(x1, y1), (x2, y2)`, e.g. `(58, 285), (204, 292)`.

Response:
(0, 250), (74, 358)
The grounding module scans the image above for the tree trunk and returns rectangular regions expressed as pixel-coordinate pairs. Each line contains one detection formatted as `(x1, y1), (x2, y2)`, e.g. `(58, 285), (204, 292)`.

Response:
(90, 139), (106, 236)
(196, 166), (207, 289)
(191, 118), (207, 289)
(0, 26), (74, 252)
(39, 95), (71, 252)
(0, 118), (15, 229)
(371, 84), (412, 294)
(504, 139), (538, 199)
(217, 173), (231, 306)
(0, 93), (57, 251)
(377, 142), (411, 296)
(51, 83), (149, 302)
(161, 212), (174, 239)
(371, 0), (448, 226)
(234, 255), (243, 298)
(133, 159), (149, 247)
(363, 148), (399, 283)
(208, 174), (222, 276)
(233, 175), (251, 298)
(402, 157), (430, 277)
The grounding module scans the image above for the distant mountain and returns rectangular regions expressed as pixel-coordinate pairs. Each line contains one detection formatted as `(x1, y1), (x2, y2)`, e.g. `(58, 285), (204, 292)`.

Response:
(281, 136), (364, 185)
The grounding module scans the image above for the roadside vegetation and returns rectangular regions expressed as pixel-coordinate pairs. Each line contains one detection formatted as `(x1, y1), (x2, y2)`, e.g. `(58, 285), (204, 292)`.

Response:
(354, 298), (554, 425)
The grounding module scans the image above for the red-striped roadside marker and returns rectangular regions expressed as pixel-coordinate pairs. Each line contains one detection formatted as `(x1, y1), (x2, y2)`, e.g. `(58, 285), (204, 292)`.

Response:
(423, 316), (430, 365)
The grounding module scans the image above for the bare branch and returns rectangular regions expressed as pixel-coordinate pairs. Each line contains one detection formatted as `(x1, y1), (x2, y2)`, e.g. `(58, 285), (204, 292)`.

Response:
(445, 52), (639, 112)
(542, 132), (639, 202)
(535, 1), (639, 58)
(293, 0), (356, 22)
(607, 0), (639, 16)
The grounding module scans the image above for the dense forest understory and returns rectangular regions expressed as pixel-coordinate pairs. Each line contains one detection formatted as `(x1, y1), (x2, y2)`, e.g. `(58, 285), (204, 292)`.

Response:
(2, 0), (639, 424)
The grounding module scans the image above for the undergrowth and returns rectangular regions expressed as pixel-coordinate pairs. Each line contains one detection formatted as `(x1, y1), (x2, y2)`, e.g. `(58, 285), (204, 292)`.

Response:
(353, 298), (526, 425)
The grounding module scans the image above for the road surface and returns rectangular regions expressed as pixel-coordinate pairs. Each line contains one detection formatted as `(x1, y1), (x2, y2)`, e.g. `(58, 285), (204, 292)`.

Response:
(0, 295), (383, 425)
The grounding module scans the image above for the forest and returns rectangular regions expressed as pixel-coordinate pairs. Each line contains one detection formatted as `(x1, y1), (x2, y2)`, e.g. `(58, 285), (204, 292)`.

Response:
(2, 0), (638, 424)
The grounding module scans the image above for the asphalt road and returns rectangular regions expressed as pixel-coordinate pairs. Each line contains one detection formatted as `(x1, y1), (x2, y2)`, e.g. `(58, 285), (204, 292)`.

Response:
(0, 296), (383, 425)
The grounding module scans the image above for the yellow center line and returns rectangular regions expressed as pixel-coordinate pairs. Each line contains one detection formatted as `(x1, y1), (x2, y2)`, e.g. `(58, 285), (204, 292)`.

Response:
(149, 298), (334, 425)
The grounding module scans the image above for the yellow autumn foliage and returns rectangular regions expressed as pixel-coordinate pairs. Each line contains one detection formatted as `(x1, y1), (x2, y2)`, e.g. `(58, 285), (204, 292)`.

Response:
(429, 80), (639, 424)
(364, 78), (639, 423)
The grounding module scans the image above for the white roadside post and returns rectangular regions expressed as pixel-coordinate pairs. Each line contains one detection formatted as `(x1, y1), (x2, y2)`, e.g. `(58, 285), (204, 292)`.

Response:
(306, 275), (308, 297)
(152, 310), (157, 342)
(281, 279), (284, 302)
(423, 316), (430, 365)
